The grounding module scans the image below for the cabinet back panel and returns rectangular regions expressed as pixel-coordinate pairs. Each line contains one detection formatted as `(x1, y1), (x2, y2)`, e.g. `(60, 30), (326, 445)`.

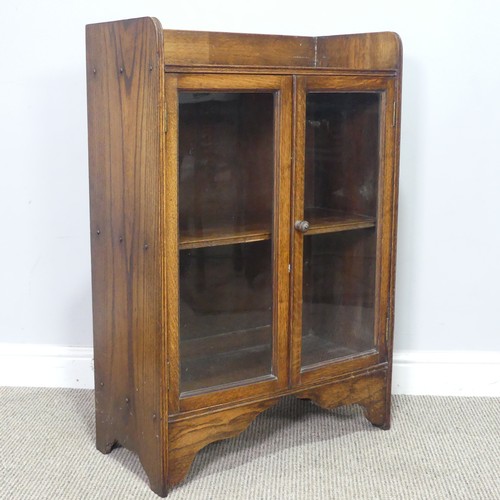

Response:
(305, 92), (381, 218)
(301, 228), (377, 368)
(178, 92), (274, 241)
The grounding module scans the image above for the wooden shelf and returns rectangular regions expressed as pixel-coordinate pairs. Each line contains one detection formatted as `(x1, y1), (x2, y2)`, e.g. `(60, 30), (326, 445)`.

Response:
(304, 208), (375, 235)
(180, 325), (273, 394)
(301, 333), (372, 368)
(179, 223), (271, 250)
(302, 334), (356, 365)
(179, 210), (373, 249)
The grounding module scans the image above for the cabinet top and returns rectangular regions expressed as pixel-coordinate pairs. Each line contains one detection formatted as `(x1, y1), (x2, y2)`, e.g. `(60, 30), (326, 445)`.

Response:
(86, 17), (402, 73)
(163, 28), (402, 72)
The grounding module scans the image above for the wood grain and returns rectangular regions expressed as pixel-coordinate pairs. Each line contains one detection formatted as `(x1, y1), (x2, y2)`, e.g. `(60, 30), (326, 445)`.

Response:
(179, 224), (271, 250)
(273, 75), (293, 392)
(167, 366), (389, 487)
(86, 17), (168, 496)
(290, 75), (306, 386)
(317, 32), (402, 71)
(164, 29), (315, 67)
(165, 74), (181, 417)
(290, 75), (394, 392)
(164, 30), (402, 71)
(378, 78), (400, 427)
(165, 66), (397, 77)
(297, 368), (390, 428)
(303, 209), (376, 235)
(170, 73), (292, 413)
(87, 18), (403, 496)
(168, 399), (278, 485)
(384, 72), (403, 428)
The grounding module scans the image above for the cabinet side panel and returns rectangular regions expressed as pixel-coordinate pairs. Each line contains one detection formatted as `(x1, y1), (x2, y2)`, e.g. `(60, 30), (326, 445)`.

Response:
(86, 17), (168, 496)
(385, 69), (403, 424)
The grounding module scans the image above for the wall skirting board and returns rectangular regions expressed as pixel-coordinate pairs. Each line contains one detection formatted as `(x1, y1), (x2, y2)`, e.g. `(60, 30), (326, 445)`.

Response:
(391, 350), (500, 397)
(0, 344), (94, 389)
(0, 344), (498, 396)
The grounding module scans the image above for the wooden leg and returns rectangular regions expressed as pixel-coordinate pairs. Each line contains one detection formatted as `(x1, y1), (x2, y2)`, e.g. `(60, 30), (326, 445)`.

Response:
(95, 413), (170, 496)
(95, 419), (117, 454)
(96, 370), (390, 496)
(296, 368), (390, 429)
(166, 398), (278, 487)
(359, 393), (391, 429)
(143, 462), (169, 498)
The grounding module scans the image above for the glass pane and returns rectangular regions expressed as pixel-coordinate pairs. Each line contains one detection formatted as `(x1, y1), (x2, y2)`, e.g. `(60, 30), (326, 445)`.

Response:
(302, 229), (376, 367)
(178, 93), (274, 247)
(178, 92), (275, 394)
(179, 241), (273, 394)
(304, 93), (380, 225)
(301, 92), (381, 369)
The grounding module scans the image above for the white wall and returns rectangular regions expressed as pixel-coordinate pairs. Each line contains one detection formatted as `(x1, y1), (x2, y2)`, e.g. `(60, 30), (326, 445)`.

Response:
(1, 1), (499, 391)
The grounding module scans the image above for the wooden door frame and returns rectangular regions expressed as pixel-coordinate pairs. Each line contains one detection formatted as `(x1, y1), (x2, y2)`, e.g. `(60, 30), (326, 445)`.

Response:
(165, 73), (293, 414)
(290, 75), (397, 387)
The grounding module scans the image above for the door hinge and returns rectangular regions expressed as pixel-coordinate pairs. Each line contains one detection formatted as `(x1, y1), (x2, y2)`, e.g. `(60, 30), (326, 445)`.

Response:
(385, 308), (391, 341)
(288, 263), (291, 273)
(392, 101), (397, 127)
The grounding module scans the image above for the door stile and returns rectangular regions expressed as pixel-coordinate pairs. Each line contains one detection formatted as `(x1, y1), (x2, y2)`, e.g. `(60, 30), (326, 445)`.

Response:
(273, 76), (293, 388)
(290, 76), (307, 386)
(374, 79), (397, 363)
(165, 74), (181, 414)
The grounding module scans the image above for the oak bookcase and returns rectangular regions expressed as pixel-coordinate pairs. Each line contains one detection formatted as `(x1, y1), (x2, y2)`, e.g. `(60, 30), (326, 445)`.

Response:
(86, 17), (402, 496)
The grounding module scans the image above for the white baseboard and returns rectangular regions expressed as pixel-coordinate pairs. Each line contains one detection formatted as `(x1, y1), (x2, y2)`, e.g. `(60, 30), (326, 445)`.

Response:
(0, 344), (94, 389)
(0, 344), (499, 396)
(392, 350), (500, 396)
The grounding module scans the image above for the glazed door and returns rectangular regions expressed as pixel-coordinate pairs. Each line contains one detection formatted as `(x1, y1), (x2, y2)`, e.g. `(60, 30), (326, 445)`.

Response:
(291, 76), (397, 386)
(165, 74), (292, 412)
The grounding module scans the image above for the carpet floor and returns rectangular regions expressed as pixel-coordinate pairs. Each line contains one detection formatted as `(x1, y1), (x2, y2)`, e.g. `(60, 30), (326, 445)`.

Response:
(0, 388), (498, 499)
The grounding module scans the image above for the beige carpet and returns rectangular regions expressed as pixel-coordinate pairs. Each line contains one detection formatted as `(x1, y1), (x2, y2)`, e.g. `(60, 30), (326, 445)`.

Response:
(0, 388), (498, 499)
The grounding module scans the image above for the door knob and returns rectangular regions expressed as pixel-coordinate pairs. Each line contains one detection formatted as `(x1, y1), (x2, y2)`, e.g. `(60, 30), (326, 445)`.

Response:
(294, 220), (310, 233)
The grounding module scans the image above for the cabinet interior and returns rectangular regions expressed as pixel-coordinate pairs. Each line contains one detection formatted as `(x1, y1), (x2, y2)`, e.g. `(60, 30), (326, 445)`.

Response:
(177, 86), (383, 394)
